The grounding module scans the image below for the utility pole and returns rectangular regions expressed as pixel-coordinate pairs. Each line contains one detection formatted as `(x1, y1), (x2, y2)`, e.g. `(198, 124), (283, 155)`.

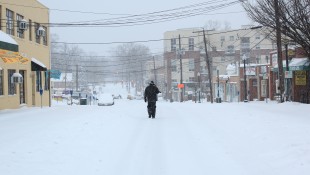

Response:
(193, 29), (214, 103)
(274, 0), (284, 102)
(200, 29), (214, 103)
(178, 34), (184, 102)
(76, 65), (79, 91)
(153, 56), (157, 84)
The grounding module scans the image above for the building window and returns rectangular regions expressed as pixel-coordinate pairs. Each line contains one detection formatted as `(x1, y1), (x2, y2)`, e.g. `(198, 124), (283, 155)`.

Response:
(212, 46), (217, 51)
(229, 36), (234, 41)
(34, 22), (40, 44)
(36, 71), (42, 92)
(255, 34), (260, 40)
(0, 69), (3, 95)
(29, 19), (32, 41)
(189, 77), (195, 82)
(188, 38), (194, 51)
(6, 9), (14, 35)
(189, 59), (195, 71)
(253, 79), (257, 86)
(44, 71), (49, 90)
(221, 36), (225, 42)
(8, 69), (16, 95)
(171, 60), (177, 72)
(16, 14), (24, 38)
(256, 44), (261, 50)
(171, 38), (176, 52)
(226, 45), (235, 54)
(42, 26), (48, 46)
(0, 5), (2, 30)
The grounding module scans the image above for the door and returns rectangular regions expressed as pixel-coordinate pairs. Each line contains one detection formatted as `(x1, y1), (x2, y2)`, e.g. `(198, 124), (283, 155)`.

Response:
(19, 70), (26, 104)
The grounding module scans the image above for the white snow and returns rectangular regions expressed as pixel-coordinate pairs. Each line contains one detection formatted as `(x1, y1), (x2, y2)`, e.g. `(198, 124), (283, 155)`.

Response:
(289, 58), (310, 67)
(0, 83), (310, 175)
(0, 30), (18, 45)
(31, 57), (47, 68)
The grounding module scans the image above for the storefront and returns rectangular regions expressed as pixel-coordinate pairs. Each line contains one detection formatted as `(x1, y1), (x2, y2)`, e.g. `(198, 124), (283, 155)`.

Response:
(0, 30), (30, 109)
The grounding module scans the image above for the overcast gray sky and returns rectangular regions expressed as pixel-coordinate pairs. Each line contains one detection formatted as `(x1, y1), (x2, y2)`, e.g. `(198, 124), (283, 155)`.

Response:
(38, 0), (252, 55)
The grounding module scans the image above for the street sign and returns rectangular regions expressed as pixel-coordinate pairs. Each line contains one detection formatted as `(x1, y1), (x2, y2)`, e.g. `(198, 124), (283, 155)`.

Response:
(285, 71), (293, 78)
(178, 84), (184, 89)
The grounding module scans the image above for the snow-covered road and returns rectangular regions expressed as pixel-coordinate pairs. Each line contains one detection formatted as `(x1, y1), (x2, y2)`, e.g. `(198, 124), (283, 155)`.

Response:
(0, 100), (310, 175)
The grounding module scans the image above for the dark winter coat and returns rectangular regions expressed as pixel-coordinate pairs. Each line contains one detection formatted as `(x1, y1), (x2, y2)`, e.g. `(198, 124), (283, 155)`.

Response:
(144, 84), (160, 102)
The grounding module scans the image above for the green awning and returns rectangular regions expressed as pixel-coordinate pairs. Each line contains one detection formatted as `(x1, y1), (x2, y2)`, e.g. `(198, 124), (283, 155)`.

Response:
(289, 58), (310, 71)
(0, 30), (18, 52)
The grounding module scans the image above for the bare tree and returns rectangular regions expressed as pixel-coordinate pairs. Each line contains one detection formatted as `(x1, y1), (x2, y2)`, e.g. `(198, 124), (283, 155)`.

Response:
(111, 43), (151, 92)
(242, 0), (310, 57)
(203, 20), (222, 30)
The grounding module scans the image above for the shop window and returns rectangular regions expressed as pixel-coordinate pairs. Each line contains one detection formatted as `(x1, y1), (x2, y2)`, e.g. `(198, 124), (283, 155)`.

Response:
(36, 71), (42, 92)
(0, 70), (3, 95)
(44, 71), (49, 90)
(8, 69), (16, 95)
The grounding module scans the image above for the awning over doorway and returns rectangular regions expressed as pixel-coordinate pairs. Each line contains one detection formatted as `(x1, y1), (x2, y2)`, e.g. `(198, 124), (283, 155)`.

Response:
(0, 30), (18, 52)
(289, 58), (310, 71)
(31, 57), (47, 71)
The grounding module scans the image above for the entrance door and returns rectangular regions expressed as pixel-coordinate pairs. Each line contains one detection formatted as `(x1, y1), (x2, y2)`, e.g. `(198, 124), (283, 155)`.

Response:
(19, 70), (26, 104)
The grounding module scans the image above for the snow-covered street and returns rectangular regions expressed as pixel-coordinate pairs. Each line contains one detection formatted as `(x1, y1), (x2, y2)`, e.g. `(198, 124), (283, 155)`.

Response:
(1, 96), (310, 175)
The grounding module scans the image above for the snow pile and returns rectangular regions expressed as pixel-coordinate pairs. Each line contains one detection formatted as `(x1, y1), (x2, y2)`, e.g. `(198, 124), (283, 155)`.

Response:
(0, 83), (309, 175)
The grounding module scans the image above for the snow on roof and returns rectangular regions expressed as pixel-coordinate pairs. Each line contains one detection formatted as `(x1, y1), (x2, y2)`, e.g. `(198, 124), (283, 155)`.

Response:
(289, 58), (310, 67)
(0, 30), (18, 45)
(31, 57), (46, 68)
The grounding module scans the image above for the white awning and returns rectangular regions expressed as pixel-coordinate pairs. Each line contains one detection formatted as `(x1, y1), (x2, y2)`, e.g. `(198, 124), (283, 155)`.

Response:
(0, 30), (18, 45)
(0, 66), (2, 70)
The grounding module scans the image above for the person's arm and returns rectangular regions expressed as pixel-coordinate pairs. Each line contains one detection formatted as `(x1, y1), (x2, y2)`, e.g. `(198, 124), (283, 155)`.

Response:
(144, 88), (147, 102)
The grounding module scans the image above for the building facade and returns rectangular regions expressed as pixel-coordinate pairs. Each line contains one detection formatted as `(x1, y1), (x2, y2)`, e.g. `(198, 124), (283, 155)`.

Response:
(0, 0), (50, 110)
(163, 27), (275, 102)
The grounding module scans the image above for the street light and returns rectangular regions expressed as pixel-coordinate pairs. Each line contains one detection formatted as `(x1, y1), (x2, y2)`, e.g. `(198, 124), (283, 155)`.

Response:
(197, 72), (201, 103)
(242, 54), (248, 102)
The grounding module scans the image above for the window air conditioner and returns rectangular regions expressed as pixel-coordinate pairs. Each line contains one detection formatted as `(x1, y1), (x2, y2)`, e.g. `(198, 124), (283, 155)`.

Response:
(11, 73), (23, 84)
(18, 19), (28, 30)
(36, 26), (46, 37)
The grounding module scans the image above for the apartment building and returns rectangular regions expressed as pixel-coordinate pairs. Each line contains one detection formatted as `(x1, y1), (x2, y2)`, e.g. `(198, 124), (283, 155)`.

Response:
(163, 27), (275, 102)
(0, 0), (50, 110)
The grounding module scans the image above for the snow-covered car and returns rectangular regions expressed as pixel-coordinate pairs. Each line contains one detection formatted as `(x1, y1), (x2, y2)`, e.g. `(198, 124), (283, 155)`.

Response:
(97, 93), (114, 106)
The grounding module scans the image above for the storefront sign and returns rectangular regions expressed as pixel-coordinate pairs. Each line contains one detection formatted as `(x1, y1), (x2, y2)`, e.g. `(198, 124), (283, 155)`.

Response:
(0, 49), (29, 64)
(295, 71), (306, 85)
(285, 71), (293, 78)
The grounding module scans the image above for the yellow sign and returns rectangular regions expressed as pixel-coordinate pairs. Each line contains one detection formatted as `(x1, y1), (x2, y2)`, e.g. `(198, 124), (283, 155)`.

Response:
(295, 71), (306, 85)
(0, 49), (29, 64)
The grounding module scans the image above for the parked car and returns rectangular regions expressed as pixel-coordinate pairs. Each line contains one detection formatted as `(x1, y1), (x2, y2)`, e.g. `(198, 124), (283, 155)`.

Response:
(97, 93), (114, 106)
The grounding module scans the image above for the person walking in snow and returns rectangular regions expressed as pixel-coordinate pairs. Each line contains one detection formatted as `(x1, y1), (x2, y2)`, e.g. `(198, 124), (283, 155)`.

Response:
(144, 81), (161, 119)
